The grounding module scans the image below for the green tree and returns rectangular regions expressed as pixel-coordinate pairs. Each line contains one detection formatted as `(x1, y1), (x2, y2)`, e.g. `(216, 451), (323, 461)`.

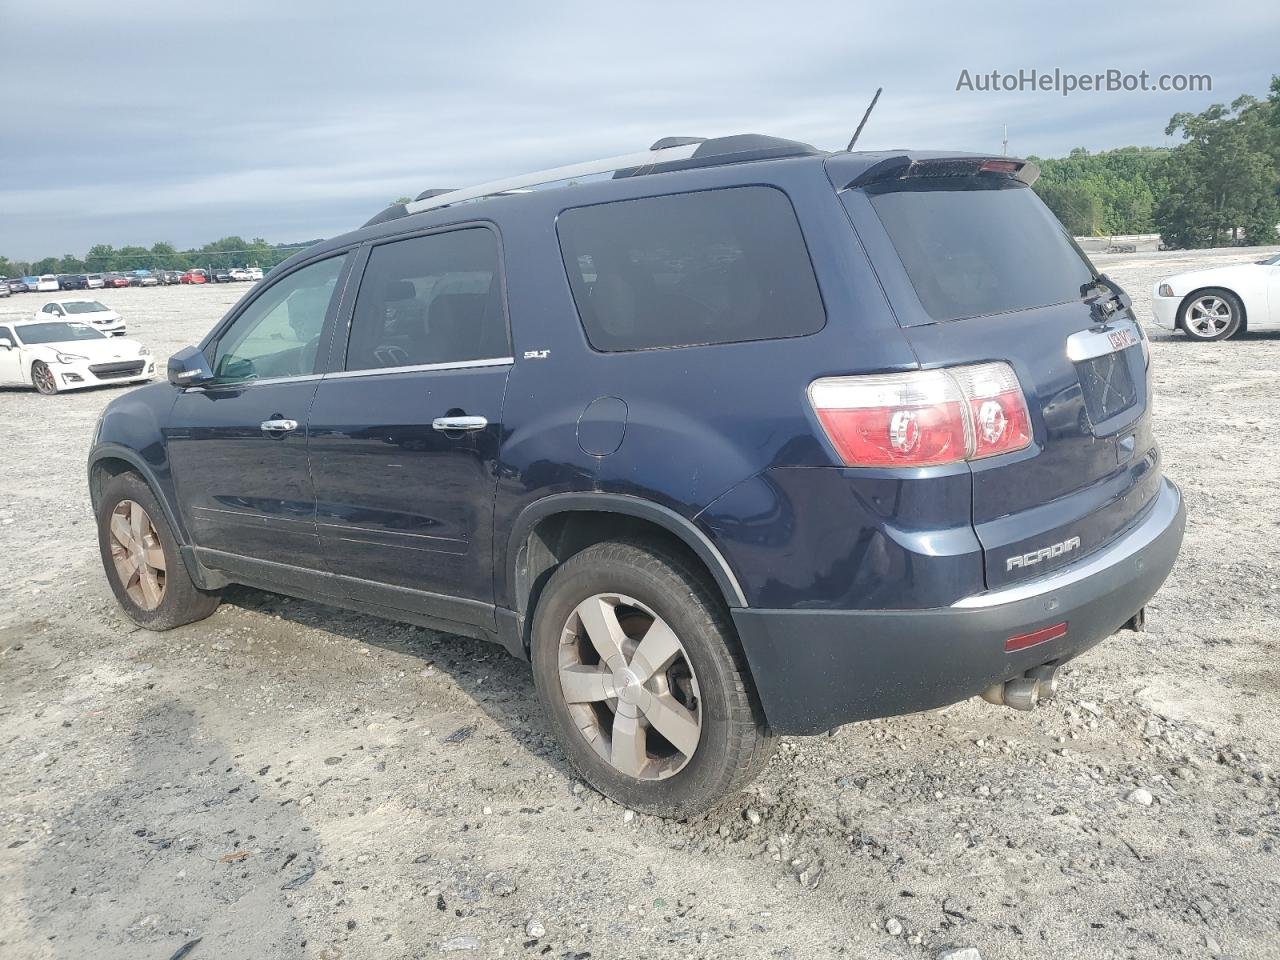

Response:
(1154, 94), (1279, 248)
(84, 244), (117, 271)
(150, 242), (181, 269)
(1037, 180), (1104, 235)
(1031, 146), (1168, 235)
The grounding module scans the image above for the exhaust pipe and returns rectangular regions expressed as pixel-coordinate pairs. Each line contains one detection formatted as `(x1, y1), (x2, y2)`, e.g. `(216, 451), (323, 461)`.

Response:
(981, 676), (1040, 711)
(982, 663), (1060, 710)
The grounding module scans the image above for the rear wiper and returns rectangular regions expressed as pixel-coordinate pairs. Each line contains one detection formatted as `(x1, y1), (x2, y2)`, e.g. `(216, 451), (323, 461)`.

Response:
(1081, 274), (1131, 317)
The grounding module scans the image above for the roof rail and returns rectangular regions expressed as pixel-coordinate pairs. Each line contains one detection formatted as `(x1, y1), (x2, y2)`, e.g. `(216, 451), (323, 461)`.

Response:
(363, 134), (824, 227)
(399, 142), (702, 217)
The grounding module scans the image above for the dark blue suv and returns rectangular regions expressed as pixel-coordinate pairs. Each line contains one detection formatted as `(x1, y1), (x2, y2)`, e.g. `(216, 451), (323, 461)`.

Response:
(89, 134), (1185, 816)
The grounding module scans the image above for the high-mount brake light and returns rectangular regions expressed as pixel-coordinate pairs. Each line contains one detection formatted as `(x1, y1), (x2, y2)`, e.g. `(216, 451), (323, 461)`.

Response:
(978, 158), (1022, 175)
(809, 363), (1032, 468)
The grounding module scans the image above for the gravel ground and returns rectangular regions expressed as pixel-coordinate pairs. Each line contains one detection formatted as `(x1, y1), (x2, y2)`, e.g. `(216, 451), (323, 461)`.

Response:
(2, 247), (1278, 960)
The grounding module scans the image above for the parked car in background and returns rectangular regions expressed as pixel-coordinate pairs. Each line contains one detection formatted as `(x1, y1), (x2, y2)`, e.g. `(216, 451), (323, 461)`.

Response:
(246, 266), (264, 281)
(37, 298), (127, 336)
(228, 268), (252, 281)
(36, 275), (60, 292)
(0, 317), (152, 395)
(60, 274), (90, 290)
(180, 269), (208, 285)
(103, 274), (131, 289)
(210, 268), (233, 283)
(130, 271), (160, 287)
(86, 273), (106, 289)
(0, 279), (9, 298)
(8, 278), (28, 293)
(1151, 252), (1280, 341)
(88, 134), (1185, 816)
(157, 270), (182, 285)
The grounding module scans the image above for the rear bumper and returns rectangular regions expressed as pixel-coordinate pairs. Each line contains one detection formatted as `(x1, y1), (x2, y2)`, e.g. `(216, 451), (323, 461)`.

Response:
(732, 478), (1185, 734)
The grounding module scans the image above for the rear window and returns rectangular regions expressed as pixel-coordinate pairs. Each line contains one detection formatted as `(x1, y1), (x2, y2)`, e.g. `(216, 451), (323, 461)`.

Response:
(557, 186), (825, 352)
(867, 181), (1097, 324)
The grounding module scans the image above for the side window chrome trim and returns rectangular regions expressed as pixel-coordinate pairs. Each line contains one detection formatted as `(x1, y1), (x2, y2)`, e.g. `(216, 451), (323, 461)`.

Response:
(184, 372), (326, 392)
(322, 356), (514, 380)
(184, 357), (514, 392)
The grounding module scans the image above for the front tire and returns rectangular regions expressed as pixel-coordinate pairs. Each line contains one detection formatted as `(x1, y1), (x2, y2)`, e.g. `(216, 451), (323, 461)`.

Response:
(1179, 288), (1243, 341)
(96, 472), (221, 630)
(530, 540), (774, 818)
(31, 361), (58, 395)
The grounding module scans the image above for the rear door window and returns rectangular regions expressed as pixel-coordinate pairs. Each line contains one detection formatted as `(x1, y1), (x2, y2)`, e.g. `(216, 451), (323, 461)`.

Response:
(557, 186), (825, 351)
(866, 181), (1097, 324)
(344, 227), (509, 371)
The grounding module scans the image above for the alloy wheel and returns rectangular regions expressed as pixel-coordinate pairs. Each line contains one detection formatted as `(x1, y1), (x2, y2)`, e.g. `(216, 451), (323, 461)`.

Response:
(108, 500), (167, 610)
(1186, 295), (1233, 337)
(31, 363), (57, 394)
(557, 593), (702, 780)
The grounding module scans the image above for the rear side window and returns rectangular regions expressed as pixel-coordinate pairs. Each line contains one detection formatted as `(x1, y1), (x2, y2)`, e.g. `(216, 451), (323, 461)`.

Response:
(557, 186), (825, 352)
(345, 227), (509, 371)
(866, 181), (1097, 324)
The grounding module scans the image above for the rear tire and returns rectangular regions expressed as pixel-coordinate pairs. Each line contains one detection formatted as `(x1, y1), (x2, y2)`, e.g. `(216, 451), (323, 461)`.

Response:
(530, 539), (774, 819)
(1178, 288), (1243, 341)
(96, 472), (221, 630)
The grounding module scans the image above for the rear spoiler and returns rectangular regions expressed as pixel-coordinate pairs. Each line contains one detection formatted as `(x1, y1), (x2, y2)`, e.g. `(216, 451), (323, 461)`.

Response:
(845, 155), (1040, 190)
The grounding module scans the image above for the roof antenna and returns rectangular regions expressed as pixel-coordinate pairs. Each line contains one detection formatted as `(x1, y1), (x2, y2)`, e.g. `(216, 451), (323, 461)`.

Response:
(846, 87), (883, 151)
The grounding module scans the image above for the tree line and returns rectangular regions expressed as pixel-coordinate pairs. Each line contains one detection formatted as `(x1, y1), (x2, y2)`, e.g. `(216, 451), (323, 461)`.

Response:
(3, 76), (1279, 271)
(0, 236), (320, 280)
(1031, 75), (1280, 248)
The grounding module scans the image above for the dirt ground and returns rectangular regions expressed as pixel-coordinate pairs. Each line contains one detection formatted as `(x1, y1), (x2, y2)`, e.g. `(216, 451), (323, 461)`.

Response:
(2, 247), (1278, 960)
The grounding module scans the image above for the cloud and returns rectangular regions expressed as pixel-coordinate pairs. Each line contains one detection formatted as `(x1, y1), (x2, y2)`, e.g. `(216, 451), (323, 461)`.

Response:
(2, 0), (1276, 258)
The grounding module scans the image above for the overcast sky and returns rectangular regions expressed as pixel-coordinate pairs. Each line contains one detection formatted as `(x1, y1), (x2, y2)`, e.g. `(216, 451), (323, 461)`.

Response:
(2, 0), (1276, 260)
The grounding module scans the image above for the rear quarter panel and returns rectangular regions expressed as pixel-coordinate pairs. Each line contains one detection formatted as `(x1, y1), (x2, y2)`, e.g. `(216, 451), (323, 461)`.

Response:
(489, 158), (920, 610)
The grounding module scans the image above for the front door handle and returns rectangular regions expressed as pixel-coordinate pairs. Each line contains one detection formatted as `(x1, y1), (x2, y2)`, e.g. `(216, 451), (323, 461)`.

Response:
(260, 418), (299, 433)
(432, 415), (487, 433)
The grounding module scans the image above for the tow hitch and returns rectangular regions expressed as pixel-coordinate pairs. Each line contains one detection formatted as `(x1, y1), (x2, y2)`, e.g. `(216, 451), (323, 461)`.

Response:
(1124, 606), (1146, 632)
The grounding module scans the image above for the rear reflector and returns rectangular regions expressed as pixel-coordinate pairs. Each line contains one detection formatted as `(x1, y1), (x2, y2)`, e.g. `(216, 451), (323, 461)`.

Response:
(1005, 622), (1067, 652)
(809, 362), (1032, 467)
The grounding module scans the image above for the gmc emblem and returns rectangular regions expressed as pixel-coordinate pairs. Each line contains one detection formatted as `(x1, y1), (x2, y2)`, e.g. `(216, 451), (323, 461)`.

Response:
(1108, 328), (1138, 351)
(1007, 536), (1081, 571)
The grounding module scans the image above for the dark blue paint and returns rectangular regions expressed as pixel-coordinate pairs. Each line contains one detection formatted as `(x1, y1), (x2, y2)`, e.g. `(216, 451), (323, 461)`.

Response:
(90, 147), (1177, 725)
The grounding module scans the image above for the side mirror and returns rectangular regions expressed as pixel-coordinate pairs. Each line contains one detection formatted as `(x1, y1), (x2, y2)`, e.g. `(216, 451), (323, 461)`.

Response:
(0, 338), (11, 350)
(168, 345), (215, 387)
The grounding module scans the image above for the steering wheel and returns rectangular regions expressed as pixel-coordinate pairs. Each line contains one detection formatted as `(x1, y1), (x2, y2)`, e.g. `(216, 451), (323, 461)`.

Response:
(373, 344), (411, 367)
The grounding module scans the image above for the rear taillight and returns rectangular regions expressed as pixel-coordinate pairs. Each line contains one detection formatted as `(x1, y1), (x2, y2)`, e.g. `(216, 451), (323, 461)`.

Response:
(808, 362), (1032, 467)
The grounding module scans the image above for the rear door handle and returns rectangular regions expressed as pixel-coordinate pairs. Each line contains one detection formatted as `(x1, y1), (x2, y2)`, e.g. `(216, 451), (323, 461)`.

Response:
(432, 416), (487, 433)
(260, 418), (299, 433)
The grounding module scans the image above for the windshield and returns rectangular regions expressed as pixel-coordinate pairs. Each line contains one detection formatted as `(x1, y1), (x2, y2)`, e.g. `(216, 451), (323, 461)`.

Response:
(867, 181), (1098, 324)
(62, 301), (108, 314)
(17, 321), (108, 345)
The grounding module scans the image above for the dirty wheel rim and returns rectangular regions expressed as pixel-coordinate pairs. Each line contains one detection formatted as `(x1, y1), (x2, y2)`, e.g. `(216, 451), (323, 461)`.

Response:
(1186, 296), (1232, 337)
(108, 500), (167, 610)
(32, 363), (56, 393)
(558, 593), (702, 781)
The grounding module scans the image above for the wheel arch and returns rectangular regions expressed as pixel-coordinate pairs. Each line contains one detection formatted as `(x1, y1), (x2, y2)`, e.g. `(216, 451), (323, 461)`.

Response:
(504, 494), (747, 656)
(88, 445), (189, 546)
(1178, 285), (1248, 333)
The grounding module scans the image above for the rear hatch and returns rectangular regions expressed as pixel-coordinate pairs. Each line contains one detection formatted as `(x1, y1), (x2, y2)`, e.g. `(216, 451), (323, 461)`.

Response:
(834, 156), (1161, 590)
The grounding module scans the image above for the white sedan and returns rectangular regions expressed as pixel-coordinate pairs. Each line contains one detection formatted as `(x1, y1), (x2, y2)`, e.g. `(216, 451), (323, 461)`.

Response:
(0, 318), (154, 395)
(37, 298), (127, 336)
(1151, 252), (1280, 341)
